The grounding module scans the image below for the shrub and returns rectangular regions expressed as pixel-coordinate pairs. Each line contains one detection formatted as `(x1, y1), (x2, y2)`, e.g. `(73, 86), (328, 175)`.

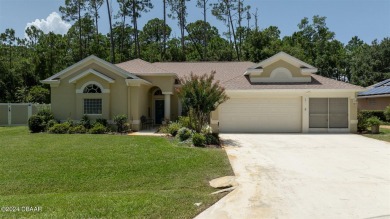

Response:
(80, 115), (91, 129)
(357, 111), (369, 132)
(192, 133), (206, 147)
(89, 123), (106, 134)
(177, 127), (192, 141)
(36, 108), (54, 123)
(95, 118), (108, 127)
(49, 123), (71, 134)
(167, 122), (181, 137)
(114, 114), (127, 132)
(201, 125), (213, 134)
(46, 119), (58, 129)
(66, 118), (76, 127)
(28, 115), (45, 133)
(385, 105), (390, 121)
(158, 125), (169, 134)
(359, 110), (387, 122)
(205, 133), (220, 145)
(69, 125), (87, 134)
(367, 116), (381, 126)
(178, 116), (194, 129)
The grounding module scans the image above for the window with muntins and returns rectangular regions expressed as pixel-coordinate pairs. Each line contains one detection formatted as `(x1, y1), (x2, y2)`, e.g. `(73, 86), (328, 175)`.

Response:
(83, 84), (102, 93)
(84, 99), (102, 114)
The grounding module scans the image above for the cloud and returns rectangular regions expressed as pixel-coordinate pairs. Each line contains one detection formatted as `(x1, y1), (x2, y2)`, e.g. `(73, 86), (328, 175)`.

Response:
(25, 12), (71, 37)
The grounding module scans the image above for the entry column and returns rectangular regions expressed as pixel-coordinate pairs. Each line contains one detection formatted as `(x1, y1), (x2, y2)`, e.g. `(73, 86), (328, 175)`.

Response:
(163, 92), (172, 121)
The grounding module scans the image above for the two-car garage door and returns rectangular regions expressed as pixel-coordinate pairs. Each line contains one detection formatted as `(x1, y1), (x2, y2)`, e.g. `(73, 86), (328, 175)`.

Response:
(219, 97), (302, 133)
(218, 97), (349, 133)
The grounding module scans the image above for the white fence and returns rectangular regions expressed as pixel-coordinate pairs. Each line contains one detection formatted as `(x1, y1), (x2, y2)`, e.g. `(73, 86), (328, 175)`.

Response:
(0, 103), (51, 126)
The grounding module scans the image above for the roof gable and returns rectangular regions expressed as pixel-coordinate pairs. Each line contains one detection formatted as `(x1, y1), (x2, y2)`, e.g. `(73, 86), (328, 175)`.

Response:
(116, 58), (175, 76)
(42, 55), (139, 85)
(251, 52), (316, 70)
(244, 52), (318, 83)
(68, 69), (115, 84)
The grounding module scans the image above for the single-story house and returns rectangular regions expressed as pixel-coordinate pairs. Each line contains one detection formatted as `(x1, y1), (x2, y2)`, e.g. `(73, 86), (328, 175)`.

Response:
(42, 52), (363, 133)
(358, 79), (390, 110)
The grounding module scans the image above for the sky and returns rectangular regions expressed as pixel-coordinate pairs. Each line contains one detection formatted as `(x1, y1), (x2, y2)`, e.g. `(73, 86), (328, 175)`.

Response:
(0, 0), (389, 45)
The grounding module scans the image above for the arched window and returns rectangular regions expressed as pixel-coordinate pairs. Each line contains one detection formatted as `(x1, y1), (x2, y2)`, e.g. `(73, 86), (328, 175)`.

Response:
(154, 89), (162, 95)
(83, 84), (102, 93)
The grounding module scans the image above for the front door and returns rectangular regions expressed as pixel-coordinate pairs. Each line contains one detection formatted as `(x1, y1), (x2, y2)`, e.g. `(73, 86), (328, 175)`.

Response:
(155, 100), (165, 124)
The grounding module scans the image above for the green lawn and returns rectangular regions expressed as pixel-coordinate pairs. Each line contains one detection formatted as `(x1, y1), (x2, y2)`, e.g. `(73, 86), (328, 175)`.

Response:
(0, 127), (233, 218)
(363, 127), (390, 143)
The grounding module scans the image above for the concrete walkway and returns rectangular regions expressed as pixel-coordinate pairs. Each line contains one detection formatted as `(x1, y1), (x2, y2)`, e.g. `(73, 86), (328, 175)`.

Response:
(196, 134), (390, 219)
(127, 128), (165, 136)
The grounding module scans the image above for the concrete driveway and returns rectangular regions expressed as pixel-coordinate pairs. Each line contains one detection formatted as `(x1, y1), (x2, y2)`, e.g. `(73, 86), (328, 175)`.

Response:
(196, 134), (390, 219)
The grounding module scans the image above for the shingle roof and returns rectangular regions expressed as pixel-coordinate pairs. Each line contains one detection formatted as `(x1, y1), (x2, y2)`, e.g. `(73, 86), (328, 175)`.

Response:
(115, 58), (172, 75)
(358, 79), (390, 96)
(115, 59), (363, 90)
(153, 61), (254, 83)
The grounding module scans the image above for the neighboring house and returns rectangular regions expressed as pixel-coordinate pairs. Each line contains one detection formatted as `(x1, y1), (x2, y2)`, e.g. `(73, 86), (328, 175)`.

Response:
(42, 52), (363, 133)
(358, 79), (390, 111)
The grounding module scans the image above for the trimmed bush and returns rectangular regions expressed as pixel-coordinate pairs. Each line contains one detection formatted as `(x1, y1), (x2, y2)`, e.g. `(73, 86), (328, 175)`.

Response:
(359, 110), (387, 122)
(49, 123), (71, 134)
(69, 125), (87, 134)
(177, 127), (192, 141)
(385, 105), (390, 121)
(167, 122), (181, 137)
(192, 133), (206, 147)
(80, 115), (91, 129)
(95, 118), (108, 127)
(357, 112), (369, 132)
(28, 115), (45, 133)
(205, 133), (220, 145)
(367, 116), (381, 126)
(46, 119), (58, 129)
(178, 116), (194, 129)
(114, 114), (128, 133)
(37, 108), (54, 123)
(89, 123), (106, 134)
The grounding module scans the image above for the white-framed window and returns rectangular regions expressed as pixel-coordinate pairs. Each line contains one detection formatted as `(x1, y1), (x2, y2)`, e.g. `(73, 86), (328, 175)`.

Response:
(84, 99), (102, 114)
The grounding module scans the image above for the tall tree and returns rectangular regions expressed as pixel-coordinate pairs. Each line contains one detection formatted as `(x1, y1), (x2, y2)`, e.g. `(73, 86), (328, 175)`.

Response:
(130, 0), (153, 58)
(168, 0), (189, 58)
(106, 0), (115, 63)
(59, 0), (86, 60)
(87, 0), (104, 52)
(116, 0), (131, 62)
(0, 28), (16, 68)
(212, 0), (240, 60)
(196, 0), (209, 60)
(237, 0), (250, 57)
(140, 18), (171, 61)
(163, 0), (167, 60)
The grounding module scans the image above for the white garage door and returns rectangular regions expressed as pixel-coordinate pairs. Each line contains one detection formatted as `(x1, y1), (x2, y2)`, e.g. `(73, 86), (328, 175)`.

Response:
(219, 97), (302, 133)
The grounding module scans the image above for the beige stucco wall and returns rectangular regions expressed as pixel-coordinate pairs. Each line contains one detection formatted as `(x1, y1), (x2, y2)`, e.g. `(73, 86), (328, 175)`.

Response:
(358, 97), (390, 111)
(51, 62), (130, 121)
(139, 76), (175, 93)
(50, 83), (76, 120)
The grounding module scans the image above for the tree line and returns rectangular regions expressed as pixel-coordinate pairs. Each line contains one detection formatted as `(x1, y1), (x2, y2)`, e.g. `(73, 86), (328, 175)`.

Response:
(0, 0), (389, 103)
